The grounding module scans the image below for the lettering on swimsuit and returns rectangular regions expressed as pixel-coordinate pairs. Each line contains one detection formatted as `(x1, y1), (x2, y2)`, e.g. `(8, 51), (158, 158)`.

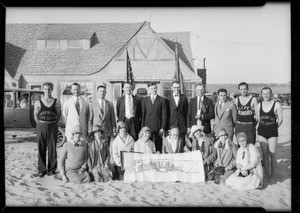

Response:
(238, 106), (253, 116)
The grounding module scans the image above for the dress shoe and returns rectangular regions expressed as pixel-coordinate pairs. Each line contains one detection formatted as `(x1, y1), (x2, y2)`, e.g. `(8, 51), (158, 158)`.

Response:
(38, 171), (47, 177)
(47, 171), (56, 176)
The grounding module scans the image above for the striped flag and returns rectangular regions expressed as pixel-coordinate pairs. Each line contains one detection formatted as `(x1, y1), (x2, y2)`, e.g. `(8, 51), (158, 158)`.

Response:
(173, 40), (185, 95)
(126, 49), (135, 87)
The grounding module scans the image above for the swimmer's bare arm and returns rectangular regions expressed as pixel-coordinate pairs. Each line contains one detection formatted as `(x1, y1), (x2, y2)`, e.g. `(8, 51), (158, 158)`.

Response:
(34, 100), (41, 124)
(275, 102), (283, 128)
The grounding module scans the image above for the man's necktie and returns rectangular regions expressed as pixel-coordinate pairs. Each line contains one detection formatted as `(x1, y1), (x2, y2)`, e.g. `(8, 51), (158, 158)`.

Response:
(75, 98), (80, 115)
(219, 102), (222, 110)
(100, 100), (104, 115)
(151, 96), (155, 104)
(198, 98), (202, 111)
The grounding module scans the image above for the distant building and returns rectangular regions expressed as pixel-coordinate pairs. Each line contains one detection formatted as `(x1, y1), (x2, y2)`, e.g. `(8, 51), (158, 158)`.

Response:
(5, 21), (201, 107)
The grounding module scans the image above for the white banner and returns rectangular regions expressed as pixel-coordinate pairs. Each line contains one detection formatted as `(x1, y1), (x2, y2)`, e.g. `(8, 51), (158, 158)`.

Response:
(122, 151), (205, 183)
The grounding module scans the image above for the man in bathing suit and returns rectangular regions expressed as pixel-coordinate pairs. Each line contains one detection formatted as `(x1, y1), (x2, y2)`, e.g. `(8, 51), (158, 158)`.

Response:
(256, 87), (283, 184)
(34, 82), (61, 177)
(235, 82), (258, 145)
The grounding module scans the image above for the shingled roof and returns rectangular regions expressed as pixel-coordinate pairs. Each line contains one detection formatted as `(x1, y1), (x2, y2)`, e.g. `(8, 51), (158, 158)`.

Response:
(5, 22), (195, 79)
(158, 32), (194, 72)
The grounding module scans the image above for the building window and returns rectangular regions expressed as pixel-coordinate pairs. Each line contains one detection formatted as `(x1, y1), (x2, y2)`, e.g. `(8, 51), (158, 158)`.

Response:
(60, 81), (94, 106)
(185, 82), (196, 102)
(4, 92), (14, 108)
(163, 81), (196, 101)
(46, 40), (60, 49)
(163, 82), (172, 98)
(68, 40), (81, 49)
(30, 84), (42, 90)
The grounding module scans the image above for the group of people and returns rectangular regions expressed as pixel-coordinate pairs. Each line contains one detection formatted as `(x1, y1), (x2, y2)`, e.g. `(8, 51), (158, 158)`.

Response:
(33, 80), (283, 190)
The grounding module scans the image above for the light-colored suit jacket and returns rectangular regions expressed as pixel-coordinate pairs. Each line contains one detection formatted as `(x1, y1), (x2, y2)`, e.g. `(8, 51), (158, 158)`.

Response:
(63, 96), (90, 141)
(214, 100), (237, 137)
(89, 99), (116, 134)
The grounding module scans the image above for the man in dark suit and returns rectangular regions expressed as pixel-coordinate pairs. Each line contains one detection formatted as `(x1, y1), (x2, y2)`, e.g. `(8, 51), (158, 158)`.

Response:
(89, 83), (116, 145)
(166, 81), (188, 145)
(116, 81), (141, 141)
(214, 88), (237, 141)
(187, 83), (215, 138)
(141, 82), (167, 153)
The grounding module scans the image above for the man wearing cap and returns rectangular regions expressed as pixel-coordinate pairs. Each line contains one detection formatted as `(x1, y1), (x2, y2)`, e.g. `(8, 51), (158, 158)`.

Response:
(189, 125), (217, 180)
(141, 82), (167, 153)
(87, 125), (112, 182)
(112, 121), (135, 180)
(58, 125), (92, 184)
(116, 81), (141, 141)
(63, 82), (90, 141)
(166, 81), (188, 146)
(234, 82), (258, 145)
(89, 83), (116, 146)
(212, 128), (237, 184)
(34, 82), (61, 177)
(187, 83), (215, 138)
(214, 88), (237, 141)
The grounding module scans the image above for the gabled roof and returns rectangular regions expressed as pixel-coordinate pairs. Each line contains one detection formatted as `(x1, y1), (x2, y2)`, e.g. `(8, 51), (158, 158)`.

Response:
(5, 22), (195, 79)
(158, 32), (194, 72)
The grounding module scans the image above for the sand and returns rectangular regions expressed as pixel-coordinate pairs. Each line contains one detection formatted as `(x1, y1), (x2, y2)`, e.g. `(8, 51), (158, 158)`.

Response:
(4, 107), (291, 210)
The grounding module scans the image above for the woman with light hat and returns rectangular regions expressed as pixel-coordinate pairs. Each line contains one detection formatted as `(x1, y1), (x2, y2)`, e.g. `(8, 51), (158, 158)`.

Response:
(87, 124), (112, 182)
(112, 121), (135, 180)
(189, 125), (217, 180)
(134, 126), (156, 154)
(208, 128), (237, 184)
(225, 132), (263, 190)
(58, 125), (92, 183)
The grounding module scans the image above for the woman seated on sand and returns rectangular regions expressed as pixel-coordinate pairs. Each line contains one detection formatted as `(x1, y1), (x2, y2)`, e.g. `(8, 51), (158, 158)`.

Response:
(225, 132), (263, 190)
(162, 126), (184, 154)
(58, 125), (92, 184)
(112, 121), (135, 180)
(208, 128), (237, 184)
(87, 124), (112, 182)
(189, 125), (217, 180)
(134, 126), (157, 154)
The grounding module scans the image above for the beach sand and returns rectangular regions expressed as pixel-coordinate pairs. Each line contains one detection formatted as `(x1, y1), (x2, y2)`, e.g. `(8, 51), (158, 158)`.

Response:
(4, 107), (291, 210)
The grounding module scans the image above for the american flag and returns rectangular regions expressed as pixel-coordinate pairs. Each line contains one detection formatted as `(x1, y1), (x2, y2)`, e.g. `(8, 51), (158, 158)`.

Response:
(173, 40), (185, 95)
(126, 49), (135, 86)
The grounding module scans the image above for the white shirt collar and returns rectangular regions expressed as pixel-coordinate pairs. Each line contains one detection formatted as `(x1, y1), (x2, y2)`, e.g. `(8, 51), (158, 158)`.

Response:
(73, 96), (79, 102)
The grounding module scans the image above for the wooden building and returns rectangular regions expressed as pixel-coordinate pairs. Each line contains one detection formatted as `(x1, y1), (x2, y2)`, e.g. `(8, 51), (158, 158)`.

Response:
(5, 21), (201, 107)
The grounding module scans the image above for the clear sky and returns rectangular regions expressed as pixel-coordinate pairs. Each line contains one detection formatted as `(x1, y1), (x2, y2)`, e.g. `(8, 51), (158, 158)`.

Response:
(6, 3), (291, 84)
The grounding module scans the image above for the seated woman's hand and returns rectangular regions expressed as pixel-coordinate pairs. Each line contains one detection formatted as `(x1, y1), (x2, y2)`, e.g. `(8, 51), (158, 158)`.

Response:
(62, 174), (69, 183)
(234, 169), (240, 176)
(241, 170), (249, 176)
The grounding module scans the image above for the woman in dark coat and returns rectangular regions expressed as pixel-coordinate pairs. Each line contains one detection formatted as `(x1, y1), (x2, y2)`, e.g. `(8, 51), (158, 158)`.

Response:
(189, 125), (217, 180)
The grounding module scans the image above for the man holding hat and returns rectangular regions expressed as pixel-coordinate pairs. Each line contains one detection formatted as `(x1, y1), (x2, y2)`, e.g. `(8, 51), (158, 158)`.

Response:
(211, 128), (237, 184)
(87, 124), (112, 182)
(58, 125), (92, 184)
(189, 125), (217, 180)
(112, 121), (135, 180)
